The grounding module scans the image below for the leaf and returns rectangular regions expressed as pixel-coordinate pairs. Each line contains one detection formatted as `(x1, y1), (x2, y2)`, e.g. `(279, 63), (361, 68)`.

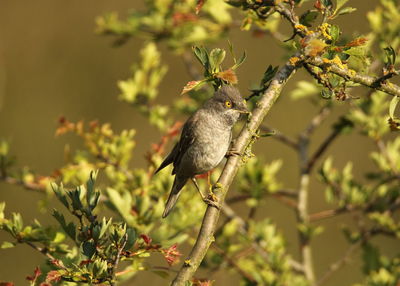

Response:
(321, 88), (333, 99)
(384, 46), (396, 65)
(232, 50), (247, 70)
(335, 0), (349, 11)
(346, 37), (368, 47)
(362, 243), (380, 274)
(195, 0), (206, 14)
(300, 10), (319, 27)
(0, 241), (16, 249)
(261, 65), (279, 86)
(45, 271), (62, 283)
(123, 227), (137, 250)
(52, 210), (76, 240)
(192, 46), (209, 68)
(51, 183), (69, 210)
(337, 6), (357, 16)
(82, 241), (96, 258)
(209, 48), (226, 71)
(86, 171), (100, 212)
(290, 80), (319, 100)
(305, 39), (327, 57)
(389, 96), (400, 119)
(329, 25), (340, 42)
(215, 69), (238, 84)
(181, 80), (207, 95)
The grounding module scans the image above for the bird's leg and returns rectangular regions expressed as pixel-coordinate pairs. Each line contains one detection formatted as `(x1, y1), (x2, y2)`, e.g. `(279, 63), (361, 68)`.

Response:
(207, 172), (219, 203)
(192, 176), (220, 209)
(226, 139), (241, 157)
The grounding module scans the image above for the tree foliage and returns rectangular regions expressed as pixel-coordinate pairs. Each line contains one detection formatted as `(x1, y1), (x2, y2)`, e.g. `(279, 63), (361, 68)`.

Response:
(1, 0), (400, 285)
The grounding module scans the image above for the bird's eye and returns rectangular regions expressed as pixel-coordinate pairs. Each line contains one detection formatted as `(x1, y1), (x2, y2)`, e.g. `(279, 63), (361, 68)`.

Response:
(225, 100), (232, 108)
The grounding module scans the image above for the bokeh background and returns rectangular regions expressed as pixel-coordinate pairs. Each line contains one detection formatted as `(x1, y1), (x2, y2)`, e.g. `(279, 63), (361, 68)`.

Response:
(0, 0), (398, 285)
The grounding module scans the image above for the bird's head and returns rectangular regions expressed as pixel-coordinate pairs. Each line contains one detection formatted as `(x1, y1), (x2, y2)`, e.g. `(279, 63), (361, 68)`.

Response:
(207, 85), (249, 124)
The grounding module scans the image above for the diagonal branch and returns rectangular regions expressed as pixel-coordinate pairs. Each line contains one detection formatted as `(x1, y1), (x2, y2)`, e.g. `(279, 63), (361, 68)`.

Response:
(308, 57), (400, 97)
(171, 57), (301, 286)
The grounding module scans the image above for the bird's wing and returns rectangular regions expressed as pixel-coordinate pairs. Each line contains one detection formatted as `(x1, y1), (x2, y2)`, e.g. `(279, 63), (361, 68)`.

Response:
(154, 115), (197, 175)
(171, 118), (196, 175)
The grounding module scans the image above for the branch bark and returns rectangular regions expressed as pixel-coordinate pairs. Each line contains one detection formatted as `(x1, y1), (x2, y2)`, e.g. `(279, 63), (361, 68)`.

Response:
(170, 58), (300, 285)
(308, 57), (400, 97)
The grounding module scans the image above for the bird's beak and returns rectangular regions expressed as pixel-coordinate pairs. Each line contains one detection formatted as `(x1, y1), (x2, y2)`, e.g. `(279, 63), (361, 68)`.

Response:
(236, 100), (250, 114)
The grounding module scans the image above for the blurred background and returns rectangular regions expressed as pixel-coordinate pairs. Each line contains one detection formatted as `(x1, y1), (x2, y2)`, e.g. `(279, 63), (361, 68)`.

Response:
(0, 0), (398, 285)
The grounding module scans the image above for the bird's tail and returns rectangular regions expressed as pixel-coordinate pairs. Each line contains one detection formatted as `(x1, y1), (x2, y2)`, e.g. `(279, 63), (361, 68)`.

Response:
(162, 176), (188, 218)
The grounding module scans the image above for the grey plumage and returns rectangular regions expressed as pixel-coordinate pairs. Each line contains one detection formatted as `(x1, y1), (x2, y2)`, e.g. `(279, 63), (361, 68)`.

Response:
(155, 85), (248, 218)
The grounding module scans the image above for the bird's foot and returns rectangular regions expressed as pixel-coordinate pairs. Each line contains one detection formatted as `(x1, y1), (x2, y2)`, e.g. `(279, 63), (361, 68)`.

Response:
(203, 196), (221, 210)
(225, 148), (241, 157)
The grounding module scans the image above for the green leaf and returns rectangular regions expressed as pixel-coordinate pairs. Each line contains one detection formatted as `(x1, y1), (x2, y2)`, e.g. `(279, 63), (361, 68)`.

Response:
(124, 227), (137, 250)
(261, 65), (279, 86)
(337, 6), (357, 16)
(300, 10), (319, 27)
(232, 50), (247, 70)
(82, 241), (96, 258)
(290, 80), (319, 100)
(329, 25), (340, 42)
(209, 48), (226, 71)
(389, 96), (400, 119)
(53, 210), (76, 241)
(86, 171), (100, 212)
(193, 46), (209, 68)
(335, 0), (349, 11)
(362, 243), (380, 274)
(1, 241), (16, 249)
(384, 46), (396, 65)
(321, 88), (333, 99)
(52, 183), (70, 210)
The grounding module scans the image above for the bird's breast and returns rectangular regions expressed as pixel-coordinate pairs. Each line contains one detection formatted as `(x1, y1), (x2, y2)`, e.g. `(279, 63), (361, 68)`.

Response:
(189, 122), (231, 174)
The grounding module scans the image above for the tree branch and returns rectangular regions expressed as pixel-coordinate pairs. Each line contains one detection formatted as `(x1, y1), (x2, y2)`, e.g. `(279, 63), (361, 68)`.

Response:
(308, 57), (400, 97)
(171, 57), (301, 285)
(260, 125), (299, 149)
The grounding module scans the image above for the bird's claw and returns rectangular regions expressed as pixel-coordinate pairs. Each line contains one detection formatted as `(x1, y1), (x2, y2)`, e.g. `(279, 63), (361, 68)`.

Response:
(225, 149), (241, 157)
(203, 197), (221, 210)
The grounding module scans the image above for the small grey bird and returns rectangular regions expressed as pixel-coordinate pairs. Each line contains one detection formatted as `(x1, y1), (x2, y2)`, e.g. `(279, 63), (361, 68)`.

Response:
(155, 85), (249, 218)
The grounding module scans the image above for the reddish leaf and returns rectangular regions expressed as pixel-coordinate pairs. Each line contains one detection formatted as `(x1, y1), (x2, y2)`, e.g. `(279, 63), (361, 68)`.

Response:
(195, 0), (206, 14)
(216, 69), (238, 84)
(26, 266), (41, 282)
(0, 282), (15, 286)
(50, 259), (65, 269)
(173, 12), (197, 26)
(79, 260), (93, 266)
(140, 234), (152, 245)
(45, 271), (61, 283)
(345, 37), (368, 47)
(181, 80), (204, 95)
(162, 244), (182, 266)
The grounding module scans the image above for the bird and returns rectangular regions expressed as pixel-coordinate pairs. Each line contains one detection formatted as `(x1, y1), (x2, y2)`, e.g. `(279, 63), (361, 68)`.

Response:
(155, 85), (249, 218)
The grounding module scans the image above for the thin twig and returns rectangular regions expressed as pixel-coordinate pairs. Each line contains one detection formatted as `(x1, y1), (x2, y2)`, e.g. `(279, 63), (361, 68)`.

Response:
(1, 176), (46, 192)
(314, 241), (359, 286)
(260, 125), (299, 149)
(170, 56), (301, 286)
(211, 244), (257, 283)
(221, 203), (304, 273)
(301, 105), (332, 139)
(305, 127), (341, 173)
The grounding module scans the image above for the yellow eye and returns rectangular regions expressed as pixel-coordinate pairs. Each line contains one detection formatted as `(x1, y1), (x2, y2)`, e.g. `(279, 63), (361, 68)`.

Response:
(225, 100), (232, 108)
